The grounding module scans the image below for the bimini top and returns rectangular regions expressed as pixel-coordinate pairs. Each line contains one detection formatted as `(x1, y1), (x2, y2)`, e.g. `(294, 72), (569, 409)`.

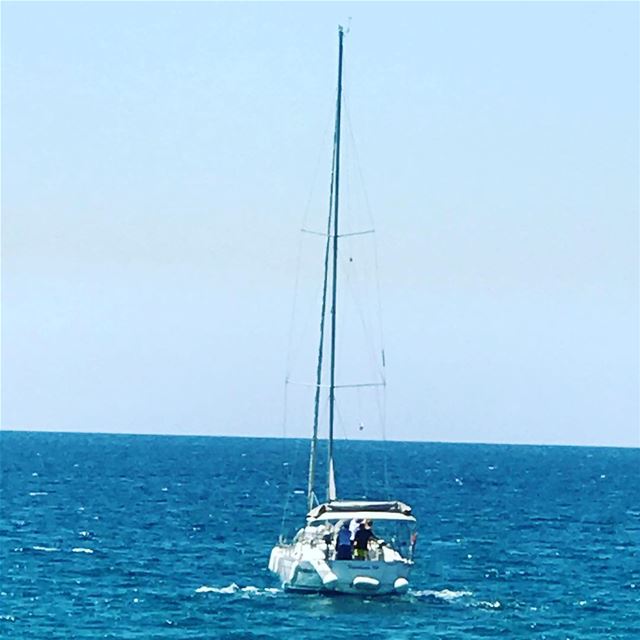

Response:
(306, 500), (416, 523)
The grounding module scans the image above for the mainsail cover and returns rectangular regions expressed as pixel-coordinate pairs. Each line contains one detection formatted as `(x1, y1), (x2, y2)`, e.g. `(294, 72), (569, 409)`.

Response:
(328, 457), (337, 501)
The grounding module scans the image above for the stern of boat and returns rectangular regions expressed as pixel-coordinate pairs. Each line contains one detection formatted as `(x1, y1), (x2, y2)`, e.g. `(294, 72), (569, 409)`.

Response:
(326, 559), (412, 595)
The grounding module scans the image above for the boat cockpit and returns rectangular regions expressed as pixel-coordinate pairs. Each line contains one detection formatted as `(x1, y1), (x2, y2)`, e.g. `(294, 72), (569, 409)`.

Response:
(292, 500), (417, 563)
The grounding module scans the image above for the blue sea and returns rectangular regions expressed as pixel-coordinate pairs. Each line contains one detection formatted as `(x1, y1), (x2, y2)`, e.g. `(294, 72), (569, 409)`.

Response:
(1, 432), (638, 639)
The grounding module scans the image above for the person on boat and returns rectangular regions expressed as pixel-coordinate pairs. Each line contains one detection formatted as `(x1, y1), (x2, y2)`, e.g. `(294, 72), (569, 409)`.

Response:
(349, 518), (362, 540)
(353, 520), (376, 560)
(335, 521), (353, 560)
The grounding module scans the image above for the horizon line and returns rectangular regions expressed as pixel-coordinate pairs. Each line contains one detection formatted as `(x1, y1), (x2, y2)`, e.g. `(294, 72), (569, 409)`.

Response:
(1, 426), (638, 450)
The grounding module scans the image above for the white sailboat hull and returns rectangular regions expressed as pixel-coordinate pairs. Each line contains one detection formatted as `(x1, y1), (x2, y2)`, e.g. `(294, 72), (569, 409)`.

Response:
(269, 543), (412, 595)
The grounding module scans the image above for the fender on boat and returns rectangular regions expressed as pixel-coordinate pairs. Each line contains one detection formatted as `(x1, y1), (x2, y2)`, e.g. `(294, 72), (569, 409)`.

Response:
(393, 577), (409, 594)
(352, 576), (380, 592)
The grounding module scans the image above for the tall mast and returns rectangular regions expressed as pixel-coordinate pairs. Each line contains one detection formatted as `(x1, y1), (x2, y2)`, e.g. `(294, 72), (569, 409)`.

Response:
(306, 27), (344, 510)
(327, 25), (344, 501)
(306, 144), (336, 511)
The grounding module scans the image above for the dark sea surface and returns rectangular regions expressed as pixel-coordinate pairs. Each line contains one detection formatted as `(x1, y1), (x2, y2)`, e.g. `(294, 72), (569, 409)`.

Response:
(0, 431), (638, 639)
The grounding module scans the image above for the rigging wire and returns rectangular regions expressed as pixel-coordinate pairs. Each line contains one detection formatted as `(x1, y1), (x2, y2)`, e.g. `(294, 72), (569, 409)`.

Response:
(356, 386), (370, 499)
(285, 111), (336, 381)
(343, 95), (387, 359)
(278, 381), (292, 539)
(278, 381), (304, 540)
(342, 92), (393, 499)
(279, 107), (336, 538)
(281, 48), (394, 523)
(341, 252), (386, 383)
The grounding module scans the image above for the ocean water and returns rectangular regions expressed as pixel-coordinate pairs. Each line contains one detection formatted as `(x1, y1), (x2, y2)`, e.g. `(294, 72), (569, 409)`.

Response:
(0, 432), (638, 639)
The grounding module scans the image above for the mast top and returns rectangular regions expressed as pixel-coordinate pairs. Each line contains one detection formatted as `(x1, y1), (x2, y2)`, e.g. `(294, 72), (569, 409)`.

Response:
(338, 18), (351, 35)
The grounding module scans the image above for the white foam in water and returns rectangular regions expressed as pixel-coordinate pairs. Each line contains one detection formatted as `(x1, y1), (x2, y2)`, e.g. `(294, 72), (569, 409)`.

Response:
(195, 586), (214, 593)
(195, 583), (280, 596)
(28, 492), (48, 496)
(71, 547), (94, 554)
(32, 546), (59, 552)
(196, 584), (239, 594)
(411, 589), (473, 601)
(412, 589), (501, 609)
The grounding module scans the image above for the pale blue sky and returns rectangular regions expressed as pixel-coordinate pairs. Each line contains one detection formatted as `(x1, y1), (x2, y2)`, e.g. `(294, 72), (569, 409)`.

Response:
(2, 2), (638, 446)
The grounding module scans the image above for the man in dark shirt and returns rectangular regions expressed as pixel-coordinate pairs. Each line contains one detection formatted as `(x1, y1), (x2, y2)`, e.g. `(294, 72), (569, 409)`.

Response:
(353, 521), (375, 560)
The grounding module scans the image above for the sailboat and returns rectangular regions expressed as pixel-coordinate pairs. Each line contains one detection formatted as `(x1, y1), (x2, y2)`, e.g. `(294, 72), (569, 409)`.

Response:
(268, 26), (417, 595)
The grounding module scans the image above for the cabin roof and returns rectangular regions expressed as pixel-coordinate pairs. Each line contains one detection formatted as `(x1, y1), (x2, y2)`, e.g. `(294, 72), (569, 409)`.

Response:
(306, 500), (415, 523)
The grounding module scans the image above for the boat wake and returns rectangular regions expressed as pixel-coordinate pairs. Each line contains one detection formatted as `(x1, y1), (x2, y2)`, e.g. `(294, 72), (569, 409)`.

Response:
(14, 545), (97, 555)
(195, 583), (281, 596)
(409, 589), (502, 609)
(410, 588), (473, 601)
(194, 584), (500, 609)
(29, 545), (59, 553)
